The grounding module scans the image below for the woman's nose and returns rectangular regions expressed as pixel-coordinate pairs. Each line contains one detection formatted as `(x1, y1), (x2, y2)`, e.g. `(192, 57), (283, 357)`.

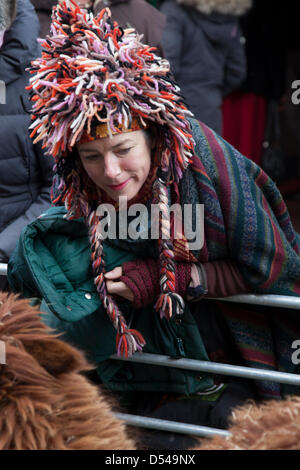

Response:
(103, 153), (121, 179)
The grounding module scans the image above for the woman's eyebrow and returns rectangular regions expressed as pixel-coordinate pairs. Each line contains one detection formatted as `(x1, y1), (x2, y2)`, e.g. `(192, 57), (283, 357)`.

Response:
(112, 139), (133, 149)
(80, 138), (133, 153)
(80, 148), (99, 154)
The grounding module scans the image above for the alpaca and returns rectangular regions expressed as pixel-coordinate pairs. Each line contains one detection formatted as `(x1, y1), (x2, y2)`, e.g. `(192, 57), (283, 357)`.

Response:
(5, 290), (300, 451)
(0, 292), (136, 450)
(194, 396), (300, 450)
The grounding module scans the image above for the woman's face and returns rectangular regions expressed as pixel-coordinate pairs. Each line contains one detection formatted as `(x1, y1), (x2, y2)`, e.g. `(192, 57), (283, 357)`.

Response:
(77, 130), (152, 201)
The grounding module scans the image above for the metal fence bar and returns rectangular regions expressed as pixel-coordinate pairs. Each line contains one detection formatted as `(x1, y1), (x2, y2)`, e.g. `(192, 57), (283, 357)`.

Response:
(112, 352), (300, 438)
(114, 413), (231, 439)
(110, 352), (300, 385)
(2, 263), (300, 309)
(1, 260), (299, 439)
(1, 263), (300, 309)
(0, 264), (7, 276)
(211, 293), (300, 310)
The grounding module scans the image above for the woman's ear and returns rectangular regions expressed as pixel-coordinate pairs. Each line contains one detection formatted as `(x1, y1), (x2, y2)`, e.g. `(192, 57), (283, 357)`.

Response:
(150, 127), (158, 150)
(144, 126), (157, 151)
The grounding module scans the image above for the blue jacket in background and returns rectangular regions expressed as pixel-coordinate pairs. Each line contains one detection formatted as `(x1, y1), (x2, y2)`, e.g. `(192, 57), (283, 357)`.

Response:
(0, 0), (53, 260)
(160, 0), (247, 133)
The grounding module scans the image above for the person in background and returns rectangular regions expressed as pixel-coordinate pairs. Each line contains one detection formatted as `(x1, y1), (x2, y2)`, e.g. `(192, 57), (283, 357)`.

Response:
(30, 0), (58, 37)
(0, 0), (53, 290)
(222, 1), (287, 167)
(0, 0), (16, 45)
(31, 0), (166, 57)
(93, 0), (166, 56)
(31, 0), (93, 38)
(160, 0), (251, 133)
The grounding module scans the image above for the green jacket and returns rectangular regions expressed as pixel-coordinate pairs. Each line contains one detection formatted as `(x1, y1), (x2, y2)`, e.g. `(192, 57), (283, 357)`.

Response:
(8, 206), (213, 395)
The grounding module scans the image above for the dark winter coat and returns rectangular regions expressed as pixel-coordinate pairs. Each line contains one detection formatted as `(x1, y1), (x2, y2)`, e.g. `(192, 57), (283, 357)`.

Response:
(94, 0), (166, 57)
(0, 0), (53, 260)
(239, 0), (287, 99)
(160, 0), (248, 133)
(8, 205), (213, 395)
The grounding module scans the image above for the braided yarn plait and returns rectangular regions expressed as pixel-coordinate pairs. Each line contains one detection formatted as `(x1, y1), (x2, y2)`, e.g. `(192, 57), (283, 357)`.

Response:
(87, 210), (146, 356)
(55, 162), (146, 357)
(153, 168), (185, 320)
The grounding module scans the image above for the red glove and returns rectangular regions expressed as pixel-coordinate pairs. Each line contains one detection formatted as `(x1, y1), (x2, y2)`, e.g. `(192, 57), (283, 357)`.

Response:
(120, 258), (191, 309)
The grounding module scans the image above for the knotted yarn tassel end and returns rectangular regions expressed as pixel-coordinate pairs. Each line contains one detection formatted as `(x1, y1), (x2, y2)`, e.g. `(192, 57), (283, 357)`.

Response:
(155, 292), (185, 320)
(116, 329), (146, 358)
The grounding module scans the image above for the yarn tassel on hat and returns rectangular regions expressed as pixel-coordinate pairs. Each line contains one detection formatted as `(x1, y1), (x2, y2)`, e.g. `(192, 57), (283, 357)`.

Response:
(155, 292), (185, 320)
(116, 327), (146, 357)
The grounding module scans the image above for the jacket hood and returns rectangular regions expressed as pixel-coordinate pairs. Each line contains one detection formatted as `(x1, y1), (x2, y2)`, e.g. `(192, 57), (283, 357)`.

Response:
(94, 0), (128, 7)
(0, 0), (16, 30)
(0, 0), (40, 86)
(177, 3), (244, 46)
(176, 0), (252, 16)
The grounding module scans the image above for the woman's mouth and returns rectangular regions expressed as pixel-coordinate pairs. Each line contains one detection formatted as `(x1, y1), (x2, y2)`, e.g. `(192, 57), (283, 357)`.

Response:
(108, 178), (131, 191)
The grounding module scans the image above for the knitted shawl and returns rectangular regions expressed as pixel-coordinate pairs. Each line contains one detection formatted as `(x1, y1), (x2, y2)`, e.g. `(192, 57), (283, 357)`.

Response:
(186, 119), (300, 398)
(188, 119), (300, 297)
(109, 117), (300, 398)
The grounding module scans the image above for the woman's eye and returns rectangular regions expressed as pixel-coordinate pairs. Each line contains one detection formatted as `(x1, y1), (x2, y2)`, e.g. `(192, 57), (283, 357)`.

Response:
(117, 148), (131, 156)
(84, 154), (100, 161)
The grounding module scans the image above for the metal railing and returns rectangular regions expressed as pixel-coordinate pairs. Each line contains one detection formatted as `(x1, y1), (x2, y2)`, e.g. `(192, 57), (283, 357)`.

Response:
(114, 413), (231, 439)
(0, 263), (7, 276)
(211, 293), (300, 310)
(110, 352), (300, 386)
(110, 293), (300, 438)
(2, 262), (300, 440)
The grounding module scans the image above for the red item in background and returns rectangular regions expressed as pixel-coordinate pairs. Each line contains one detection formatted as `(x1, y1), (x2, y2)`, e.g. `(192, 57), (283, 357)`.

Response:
(222, 91), (267, 165)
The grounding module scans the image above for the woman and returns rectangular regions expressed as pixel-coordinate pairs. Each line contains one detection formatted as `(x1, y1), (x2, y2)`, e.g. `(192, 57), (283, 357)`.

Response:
(8, 0), (300, 447)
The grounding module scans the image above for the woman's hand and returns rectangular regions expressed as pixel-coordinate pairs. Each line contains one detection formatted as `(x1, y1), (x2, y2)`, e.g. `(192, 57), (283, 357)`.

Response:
(104, 266), (134, 302)
(186, 263), (206, 301)
(118, 258), (192, 309)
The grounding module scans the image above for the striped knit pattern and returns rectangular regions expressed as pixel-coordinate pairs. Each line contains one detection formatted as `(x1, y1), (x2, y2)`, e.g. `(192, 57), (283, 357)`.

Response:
(183, 119), (300, 397)
(189, 119), (300, 296)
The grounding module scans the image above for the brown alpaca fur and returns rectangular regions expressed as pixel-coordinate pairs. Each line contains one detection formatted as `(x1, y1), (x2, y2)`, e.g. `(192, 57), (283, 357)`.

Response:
(194, 396), (300, 450)
(0, 292), (136, 450)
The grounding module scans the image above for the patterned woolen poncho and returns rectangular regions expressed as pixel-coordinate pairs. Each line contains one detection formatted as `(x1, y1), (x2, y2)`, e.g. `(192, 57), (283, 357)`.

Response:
(182, 117), (300, 399)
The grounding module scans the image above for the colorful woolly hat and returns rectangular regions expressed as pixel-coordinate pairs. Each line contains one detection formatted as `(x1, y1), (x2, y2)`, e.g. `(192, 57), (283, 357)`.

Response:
(27, 0), (196, 357)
